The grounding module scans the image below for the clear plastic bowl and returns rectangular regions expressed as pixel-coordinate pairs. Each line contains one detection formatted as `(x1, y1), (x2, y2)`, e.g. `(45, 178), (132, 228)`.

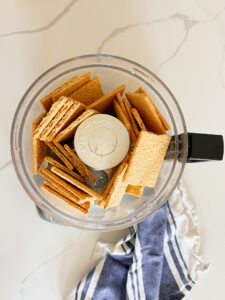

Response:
(10, 54), (188, 231)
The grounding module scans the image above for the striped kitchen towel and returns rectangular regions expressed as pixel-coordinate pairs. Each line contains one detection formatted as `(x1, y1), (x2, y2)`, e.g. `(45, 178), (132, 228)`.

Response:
(67, 183), (208, 300)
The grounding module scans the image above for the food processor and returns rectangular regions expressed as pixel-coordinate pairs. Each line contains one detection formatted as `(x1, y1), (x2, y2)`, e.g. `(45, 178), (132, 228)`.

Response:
(10, 54), (223, 231)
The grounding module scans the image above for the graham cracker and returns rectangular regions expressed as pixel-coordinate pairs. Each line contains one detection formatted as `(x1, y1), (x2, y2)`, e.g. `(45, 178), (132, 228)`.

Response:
(113, 99), (130, 129)
(136, 86), (170, 131)
(40, 75), (78, 112)
(114, 96), (137, 144)
(126, 92), (165, 134)
(32, 113), (46, 131)
(41, 183), (89, 214)
(88, 85), (126, 113)
(61, 144), (85, 177)
(32, 113), (47, 174)
(39, 97), (74, 140)
(53, 141), (78, 169)
(40, 95), (54, 113)
(113, 99), (136, 145)
(123, 97), (139, 137)
(41, 172), (80, 203)
(45, 142), (74, 170)
(97, 165), (121, 208)
(46, 100), (86, 141)
(122, 153), (130, 163)
(104, 163), (128, 209)
(124, 131), (171, 187)
(64, 144), (96, 182)
(54, 109), (98, 142)
(126, 185), (144, 197)
(40, 168), (91, 201)
(43, 180), (91, 210)
(44, 156), (85, 182)
(116, 93), (129, 120)
(33, 97), (68, 139)
(69, 77), (104, 106)
(52, 72), (90, 102)
(131, 107), (147, 131)
(51, 166), (102, 200)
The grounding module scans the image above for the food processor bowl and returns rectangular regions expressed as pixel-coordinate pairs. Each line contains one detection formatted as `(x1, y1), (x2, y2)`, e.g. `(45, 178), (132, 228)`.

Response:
(10, 54), (188, 231)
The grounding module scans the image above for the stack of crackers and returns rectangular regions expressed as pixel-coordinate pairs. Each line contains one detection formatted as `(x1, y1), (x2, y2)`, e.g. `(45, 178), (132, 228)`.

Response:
(32, 72), (171, 214)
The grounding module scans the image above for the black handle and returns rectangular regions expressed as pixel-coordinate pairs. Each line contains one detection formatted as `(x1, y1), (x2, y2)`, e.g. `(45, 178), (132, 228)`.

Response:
(187, 133), (224, 163)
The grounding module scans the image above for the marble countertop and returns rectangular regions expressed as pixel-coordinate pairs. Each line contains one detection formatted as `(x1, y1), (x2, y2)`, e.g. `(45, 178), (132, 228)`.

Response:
(0, 0), (225, 299)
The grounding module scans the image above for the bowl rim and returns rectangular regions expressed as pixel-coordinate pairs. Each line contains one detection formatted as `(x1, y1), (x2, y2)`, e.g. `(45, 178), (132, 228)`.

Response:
(10, 53), (188, 231)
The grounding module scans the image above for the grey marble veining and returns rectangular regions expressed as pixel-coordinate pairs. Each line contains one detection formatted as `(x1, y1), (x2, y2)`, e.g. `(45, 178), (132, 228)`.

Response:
(97, 16), (171, 54)
(156, 14), (196, 72)
(157, 7), (225, 72)
(0, 160), (12, 172)
(211, 5), (225, 20)
(97, 7), (225, 74)
(0, 0), (79, 39)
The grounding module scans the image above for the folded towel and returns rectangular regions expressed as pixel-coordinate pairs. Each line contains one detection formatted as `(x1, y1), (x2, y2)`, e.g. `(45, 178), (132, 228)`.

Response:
(67, 182), (208, 300)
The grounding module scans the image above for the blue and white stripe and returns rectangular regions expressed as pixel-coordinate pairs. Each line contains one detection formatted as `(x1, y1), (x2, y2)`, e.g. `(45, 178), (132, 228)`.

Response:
(68, 183), (207, 300)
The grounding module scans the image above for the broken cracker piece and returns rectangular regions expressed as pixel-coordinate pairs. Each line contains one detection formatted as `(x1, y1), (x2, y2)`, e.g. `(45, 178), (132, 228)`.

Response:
(131, 107), (147, 131)
(88, 85), (125, 113)
(113, 99), (136, 145)
(54, 109), (98, 142)
(44, 180), (91, 209)
(64, 144), (96, 183)
(116, 94), (137, 143)
(126, 185), (144, 197)
(32, 113), (47, 174)
(41, 183), (89, 214)
(98, 165), (121, 208)
(44, 156), (85, 182)
(124, 131), (171, 187)
(45, 141), (74, 170)
(126, 92), (165, 134)
(42, 174), (80, 203)
(53, 141), (78, 170)
(62, 144), (86, 177)
(51, 167), (102, 200)
(116, 93), (129, 120)
(104, 163), (128, 209)
(122, 153), (130, 163)
(40, 168), (91, 201)
(69, 77), (104, 106)
(123, 97), (140, 137)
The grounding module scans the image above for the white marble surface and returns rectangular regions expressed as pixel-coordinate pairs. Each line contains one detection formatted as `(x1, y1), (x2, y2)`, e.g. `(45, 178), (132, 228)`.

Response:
(0, 0), (225, 299)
